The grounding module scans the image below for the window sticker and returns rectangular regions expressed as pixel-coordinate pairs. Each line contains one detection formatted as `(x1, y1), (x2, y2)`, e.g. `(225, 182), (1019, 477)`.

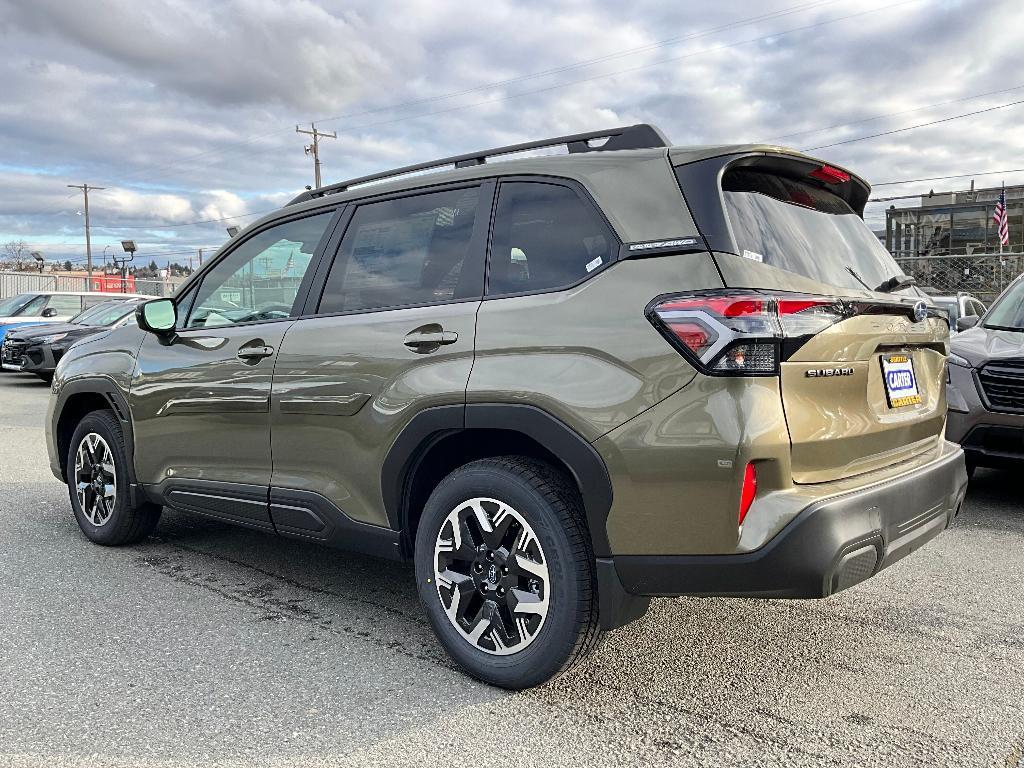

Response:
(585, 256), (603, 273)
(742, 249), (764, 263)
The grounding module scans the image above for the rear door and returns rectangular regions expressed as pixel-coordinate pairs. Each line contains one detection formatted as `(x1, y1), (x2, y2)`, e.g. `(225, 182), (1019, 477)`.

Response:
(678, 158), (948, 483)
(269, 182), (490, 539)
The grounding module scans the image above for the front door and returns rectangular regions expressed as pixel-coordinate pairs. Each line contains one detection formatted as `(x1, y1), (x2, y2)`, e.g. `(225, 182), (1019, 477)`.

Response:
(269, 183), (490, 543)
(130, 210), (337, 529)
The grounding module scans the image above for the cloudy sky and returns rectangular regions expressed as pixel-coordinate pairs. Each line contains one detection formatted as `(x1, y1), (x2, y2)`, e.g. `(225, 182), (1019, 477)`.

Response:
(1, 0), (1022, 268)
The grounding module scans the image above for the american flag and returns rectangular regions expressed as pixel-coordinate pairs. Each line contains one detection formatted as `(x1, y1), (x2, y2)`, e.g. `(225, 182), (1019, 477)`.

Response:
(994, 187), (1010, 247)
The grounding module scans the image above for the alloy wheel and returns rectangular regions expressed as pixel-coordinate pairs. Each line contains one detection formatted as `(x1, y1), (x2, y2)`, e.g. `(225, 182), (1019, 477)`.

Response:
(74, 433), (117, 527)
(433, 497), (549, 656)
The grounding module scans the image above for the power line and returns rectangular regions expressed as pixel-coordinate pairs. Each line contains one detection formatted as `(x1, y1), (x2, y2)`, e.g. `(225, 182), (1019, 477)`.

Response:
(178, 0), (915, 177)
(106, 0), (841, 185)
(96, 210), (270, 230)
(872, 168), (1024, 186)
(767, 82), (1024, 142)
(803, 98), (1024, 151)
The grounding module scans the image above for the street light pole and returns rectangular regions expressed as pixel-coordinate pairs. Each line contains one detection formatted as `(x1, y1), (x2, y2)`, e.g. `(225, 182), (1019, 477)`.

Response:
(67, 183), (105, 280)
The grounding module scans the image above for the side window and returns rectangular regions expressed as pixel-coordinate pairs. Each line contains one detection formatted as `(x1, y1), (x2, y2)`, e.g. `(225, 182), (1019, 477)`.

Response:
(15, 295), (48, 317)
(186, 212), (333, 329)
(962, 300), (977, 317)
(46, 295), (84, 315)
(318, 186), (482, 315)
(971, 299), (987, 316)
(487, 182), (614, 296)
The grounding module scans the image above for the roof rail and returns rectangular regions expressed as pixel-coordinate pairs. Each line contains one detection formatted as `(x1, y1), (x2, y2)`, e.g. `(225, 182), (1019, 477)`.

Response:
(287, 123), (670, 206)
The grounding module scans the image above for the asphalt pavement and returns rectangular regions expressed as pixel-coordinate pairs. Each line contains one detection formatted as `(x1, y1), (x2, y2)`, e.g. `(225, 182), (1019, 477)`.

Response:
(1, 372), (1022, 767)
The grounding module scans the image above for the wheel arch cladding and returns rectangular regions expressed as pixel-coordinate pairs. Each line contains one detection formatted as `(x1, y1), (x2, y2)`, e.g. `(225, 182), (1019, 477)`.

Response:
(55, 380), (136, 482)
(383, 404), (614, 558)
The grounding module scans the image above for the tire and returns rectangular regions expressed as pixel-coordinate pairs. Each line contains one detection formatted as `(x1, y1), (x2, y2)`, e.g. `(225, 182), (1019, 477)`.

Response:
(35, 372), (53, 385)
(66, 409), (161, 546)
(414, 456), (602, 689)
(965, 454), (977, 479)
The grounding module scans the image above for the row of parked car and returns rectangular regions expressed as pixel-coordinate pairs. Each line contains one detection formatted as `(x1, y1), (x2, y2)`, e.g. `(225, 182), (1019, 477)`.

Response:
(0, 291), (146, 383)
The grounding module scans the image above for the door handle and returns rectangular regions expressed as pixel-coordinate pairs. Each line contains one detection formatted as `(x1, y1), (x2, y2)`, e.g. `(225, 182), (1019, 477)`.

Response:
(237, 344), (275, 361)
(404, 330), (458, 350)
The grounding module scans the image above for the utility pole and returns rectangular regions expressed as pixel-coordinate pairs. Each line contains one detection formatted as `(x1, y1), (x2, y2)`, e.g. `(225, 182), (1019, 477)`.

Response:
(198, 248), (203, 267)
(67, 183), (105, 280)
(296, 123), (336, 188)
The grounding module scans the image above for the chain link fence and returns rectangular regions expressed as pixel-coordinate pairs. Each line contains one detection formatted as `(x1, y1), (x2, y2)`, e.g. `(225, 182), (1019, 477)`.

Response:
(0, 271), (186, 300)
(894, 253), (1024, 303)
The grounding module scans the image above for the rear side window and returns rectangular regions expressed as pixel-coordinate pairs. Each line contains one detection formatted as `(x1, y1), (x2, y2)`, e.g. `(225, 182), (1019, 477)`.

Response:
(318, 186), (481, 314)
(487, 182), (614, 296)
(719, 168), (904, 292)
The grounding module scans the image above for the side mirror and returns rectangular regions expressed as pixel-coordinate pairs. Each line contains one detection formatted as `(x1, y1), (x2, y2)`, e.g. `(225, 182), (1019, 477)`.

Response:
(41, 307), (58, 318)
(956, 316), (980, 332)
(136, 298), (177, 335)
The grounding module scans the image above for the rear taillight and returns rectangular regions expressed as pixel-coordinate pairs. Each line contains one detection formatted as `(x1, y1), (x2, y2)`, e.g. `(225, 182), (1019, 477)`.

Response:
(738, 462), (757, 526)
(648, 290), (845, 375)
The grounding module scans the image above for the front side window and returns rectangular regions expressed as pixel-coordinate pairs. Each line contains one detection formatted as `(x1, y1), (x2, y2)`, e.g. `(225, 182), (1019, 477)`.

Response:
(487, 182), (614, 296)
(186, 212), (333, 328)
(15, 295), (48, 317)
(318, 186), (481, 315)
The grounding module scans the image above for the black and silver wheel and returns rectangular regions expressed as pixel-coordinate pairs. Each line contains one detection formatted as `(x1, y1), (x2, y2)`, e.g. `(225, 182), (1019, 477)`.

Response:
(74, 432), (118, 527)
(67, 410), (161, 546)
(415, 457), (601, 689)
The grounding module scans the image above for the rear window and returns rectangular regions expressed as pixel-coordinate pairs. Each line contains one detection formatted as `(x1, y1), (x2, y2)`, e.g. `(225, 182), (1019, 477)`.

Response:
(720, 169), (903, 292)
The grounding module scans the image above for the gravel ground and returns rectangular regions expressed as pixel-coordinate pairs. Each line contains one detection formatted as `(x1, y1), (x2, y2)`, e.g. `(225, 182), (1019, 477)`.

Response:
(0, 373), (1022, 767)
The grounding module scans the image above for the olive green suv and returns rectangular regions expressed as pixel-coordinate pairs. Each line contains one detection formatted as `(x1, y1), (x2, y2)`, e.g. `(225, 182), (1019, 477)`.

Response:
(46, 124), (968, 689)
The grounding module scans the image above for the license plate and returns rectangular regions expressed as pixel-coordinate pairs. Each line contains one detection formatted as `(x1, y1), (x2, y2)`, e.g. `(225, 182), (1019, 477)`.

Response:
(881, 353), (922, 408)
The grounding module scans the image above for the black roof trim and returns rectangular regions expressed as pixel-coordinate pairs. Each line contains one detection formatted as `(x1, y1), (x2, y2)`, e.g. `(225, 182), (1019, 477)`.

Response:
(287, 124), (669, 206)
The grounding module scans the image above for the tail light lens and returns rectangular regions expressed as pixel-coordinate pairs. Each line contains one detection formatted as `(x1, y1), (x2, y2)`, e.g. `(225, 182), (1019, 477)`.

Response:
(648, 290), (846, 375)
(738, 462), (757, 526)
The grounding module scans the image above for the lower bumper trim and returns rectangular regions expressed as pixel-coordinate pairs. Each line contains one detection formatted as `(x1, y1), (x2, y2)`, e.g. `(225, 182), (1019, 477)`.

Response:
(612, 443), (968, 599)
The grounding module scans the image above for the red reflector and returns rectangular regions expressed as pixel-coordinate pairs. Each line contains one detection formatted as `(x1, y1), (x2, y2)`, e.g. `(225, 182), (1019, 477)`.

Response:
(665, 320), (711, 354)
(777, 298), (831, 315)
(809, 165), (851, 184)
(738, 462), (757, 526)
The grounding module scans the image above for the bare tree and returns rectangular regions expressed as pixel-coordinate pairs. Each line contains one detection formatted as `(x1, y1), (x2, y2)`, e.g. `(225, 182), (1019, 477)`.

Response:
(2, 240), (29, 270)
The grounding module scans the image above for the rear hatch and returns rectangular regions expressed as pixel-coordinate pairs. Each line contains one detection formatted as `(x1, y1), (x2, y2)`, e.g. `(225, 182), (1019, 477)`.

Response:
(674, 153), (948, 483)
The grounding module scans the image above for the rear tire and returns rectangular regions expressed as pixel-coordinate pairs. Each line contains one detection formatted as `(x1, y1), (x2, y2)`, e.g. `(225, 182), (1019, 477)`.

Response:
(414, 456), (602, 689)
(66, 410), (161, 546)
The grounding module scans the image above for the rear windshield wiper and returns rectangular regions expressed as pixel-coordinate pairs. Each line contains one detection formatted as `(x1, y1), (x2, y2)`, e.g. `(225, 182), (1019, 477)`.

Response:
(874, 274), (917, 293)
(846, 265), (871, 291)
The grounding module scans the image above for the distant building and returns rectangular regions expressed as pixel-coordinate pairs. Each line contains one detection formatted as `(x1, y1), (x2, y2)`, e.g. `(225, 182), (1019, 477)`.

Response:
(886, 183), (1022, 259)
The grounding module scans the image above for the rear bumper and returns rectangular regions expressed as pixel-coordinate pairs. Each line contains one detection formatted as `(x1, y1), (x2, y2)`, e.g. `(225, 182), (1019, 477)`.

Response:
(606, 441), (967, 599)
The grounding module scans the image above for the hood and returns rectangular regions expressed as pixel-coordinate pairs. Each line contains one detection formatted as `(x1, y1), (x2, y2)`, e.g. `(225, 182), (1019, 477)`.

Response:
(950, 325), (1024, 367)
(6, 322), (82, 341)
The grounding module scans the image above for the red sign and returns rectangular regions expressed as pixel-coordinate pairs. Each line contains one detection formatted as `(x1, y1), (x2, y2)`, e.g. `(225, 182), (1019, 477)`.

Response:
(89, 275), (136, 293)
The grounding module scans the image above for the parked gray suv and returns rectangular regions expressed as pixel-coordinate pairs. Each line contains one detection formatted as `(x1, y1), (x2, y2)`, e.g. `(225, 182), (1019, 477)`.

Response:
(947, 273), (1024, 472)
(46, 125), (967, 689)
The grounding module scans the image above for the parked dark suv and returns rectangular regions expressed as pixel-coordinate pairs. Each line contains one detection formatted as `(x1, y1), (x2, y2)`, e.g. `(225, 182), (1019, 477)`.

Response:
(47, 125), (967, 688)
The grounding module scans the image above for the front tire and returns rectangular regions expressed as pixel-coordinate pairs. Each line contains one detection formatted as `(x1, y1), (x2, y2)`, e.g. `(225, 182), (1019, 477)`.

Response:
(415, 457), (602, 689)
(66, 410), (161, 546)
